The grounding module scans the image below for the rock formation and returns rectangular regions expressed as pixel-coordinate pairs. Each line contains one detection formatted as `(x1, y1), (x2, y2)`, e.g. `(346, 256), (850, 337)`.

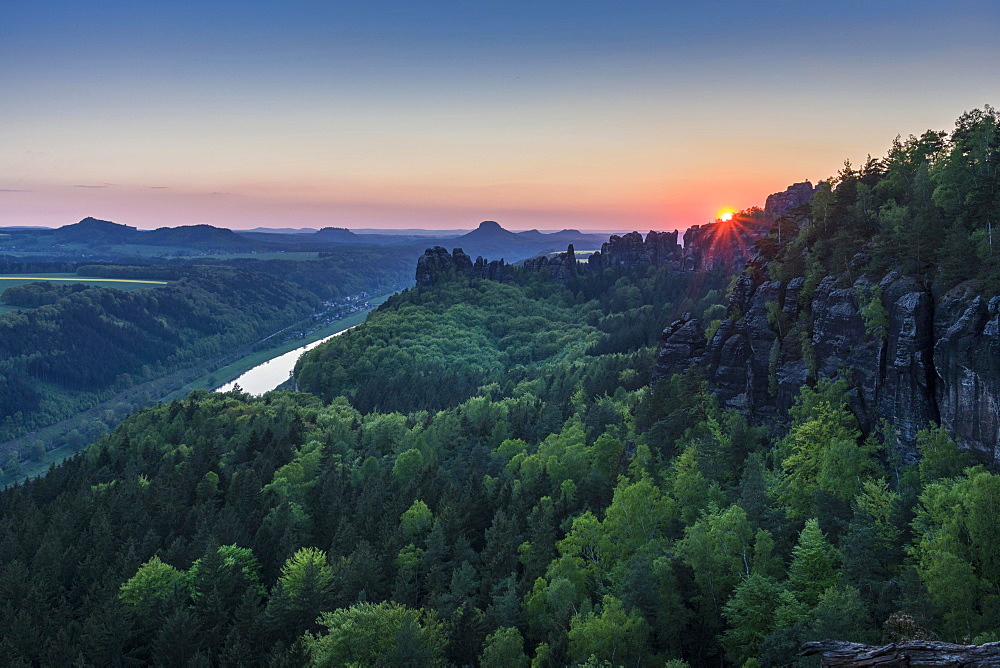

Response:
(591, 231), (684, 269)
(415, 247), (513, 286)
(655, 268), (1000, 462)
(522, 244), (580, 281)
(764, 181), (817, 217)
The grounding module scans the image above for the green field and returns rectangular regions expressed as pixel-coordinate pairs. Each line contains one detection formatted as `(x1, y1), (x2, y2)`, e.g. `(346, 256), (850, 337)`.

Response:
(0, 273), (167, 289)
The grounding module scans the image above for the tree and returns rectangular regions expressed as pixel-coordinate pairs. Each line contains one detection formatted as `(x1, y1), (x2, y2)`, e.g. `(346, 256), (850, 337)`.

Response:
(678, 504), (756, 613)
(400, 499), (434, 537)
(913, 468), (1000, 640)
(721, 574), (786, 665)
(567, 596), (650, 667)
(777, 379), (870, 518)
(808, 585), (876, 645)
(481, 626), (530, 668)
(265, 547), (335, 639)
(915, 424), (970, 485)
(786, 519), (839, 608)
(305, 601), (446, 667)
(118, 555), (187, 615)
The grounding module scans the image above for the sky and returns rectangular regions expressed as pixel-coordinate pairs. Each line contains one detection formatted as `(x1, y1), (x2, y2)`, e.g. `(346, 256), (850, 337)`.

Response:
(2, 1), (998, 232)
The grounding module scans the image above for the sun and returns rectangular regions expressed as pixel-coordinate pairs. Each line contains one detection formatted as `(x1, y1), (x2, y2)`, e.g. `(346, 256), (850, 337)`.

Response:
(718, 209), (735, 222)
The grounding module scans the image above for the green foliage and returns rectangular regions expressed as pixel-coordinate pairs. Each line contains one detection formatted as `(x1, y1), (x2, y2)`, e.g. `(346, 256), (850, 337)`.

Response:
(400, 499), (434, 536)
(306, 601), (446, 667)
(916, 423), (971, 484)
(480, 626), (530, 668)
(857, 285), (889, 339)
(808, 585), (876, 644)
(787, 519), (840, 608)
(678, 504), (757, 612)
(761, 107), (1000, 293)
(118, 556), (187, 611)
(567, 595), (650, 666)
(912, 468), (1000, 640)
(721, 574), (786, 664)
(778, 378), (872, 517)
(0, 265), (318, 453)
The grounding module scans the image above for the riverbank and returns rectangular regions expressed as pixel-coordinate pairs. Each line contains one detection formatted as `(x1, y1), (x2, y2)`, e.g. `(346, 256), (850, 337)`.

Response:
(161, 293), (390, 401)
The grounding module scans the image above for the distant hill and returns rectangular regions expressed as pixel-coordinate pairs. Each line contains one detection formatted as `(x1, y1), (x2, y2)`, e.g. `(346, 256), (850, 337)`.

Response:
(51, 217), (138, 244)
(454, 220), (518, 242)
(313, 227), (362, 242)
(142, 224), (272, 250)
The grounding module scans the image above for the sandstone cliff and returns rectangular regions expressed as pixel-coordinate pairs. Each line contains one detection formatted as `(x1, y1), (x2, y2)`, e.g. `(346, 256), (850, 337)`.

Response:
(655, 268), (1000, 462)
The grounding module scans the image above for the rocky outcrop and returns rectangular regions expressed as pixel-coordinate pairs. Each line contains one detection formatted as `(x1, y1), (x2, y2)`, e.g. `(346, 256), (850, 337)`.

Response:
(522, 245), (579, 282)
(655, 270), (1000, 462)
(415, 247), (513, 286)
(592, 231), (684, 270)
(764, 181), (817, 217)
(654, 315), (707, 379)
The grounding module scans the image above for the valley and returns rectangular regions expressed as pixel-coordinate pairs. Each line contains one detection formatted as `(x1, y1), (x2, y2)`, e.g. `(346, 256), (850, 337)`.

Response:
(0, 107), (998, 666)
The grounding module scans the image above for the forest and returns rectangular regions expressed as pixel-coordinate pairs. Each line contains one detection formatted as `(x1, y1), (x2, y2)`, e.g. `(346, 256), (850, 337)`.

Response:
(0, 107), (998, 666)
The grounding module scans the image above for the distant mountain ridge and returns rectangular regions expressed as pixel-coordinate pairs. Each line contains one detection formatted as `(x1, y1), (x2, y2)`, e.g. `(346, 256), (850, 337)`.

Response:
(43, 218), (271, 250)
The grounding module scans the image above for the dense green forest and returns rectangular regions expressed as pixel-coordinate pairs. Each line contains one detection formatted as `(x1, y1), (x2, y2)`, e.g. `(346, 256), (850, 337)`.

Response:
(1, 108), (998, 666)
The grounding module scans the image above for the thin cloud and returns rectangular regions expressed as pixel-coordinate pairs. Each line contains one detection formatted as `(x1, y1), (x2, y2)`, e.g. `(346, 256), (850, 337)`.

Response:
(148, 186), (170, 189)
(74, 183), (117, 188)
(0, 189), (32, 193)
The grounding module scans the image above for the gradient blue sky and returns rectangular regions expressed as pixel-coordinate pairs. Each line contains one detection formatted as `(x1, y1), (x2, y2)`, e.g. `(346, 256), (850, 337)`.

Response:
(2, 1), (998, 231)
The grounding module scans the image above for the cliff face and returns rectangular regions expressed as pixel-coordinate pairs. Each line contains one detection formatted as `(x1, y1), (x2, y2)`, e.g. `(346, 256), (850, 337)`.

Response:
(655, 269), (1000, 462)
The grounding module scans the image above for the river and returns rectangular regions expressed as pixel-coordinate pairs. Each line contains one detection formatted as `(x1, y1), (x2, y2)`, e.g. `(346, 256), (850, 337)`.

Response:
(214, 326), (356, 396)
